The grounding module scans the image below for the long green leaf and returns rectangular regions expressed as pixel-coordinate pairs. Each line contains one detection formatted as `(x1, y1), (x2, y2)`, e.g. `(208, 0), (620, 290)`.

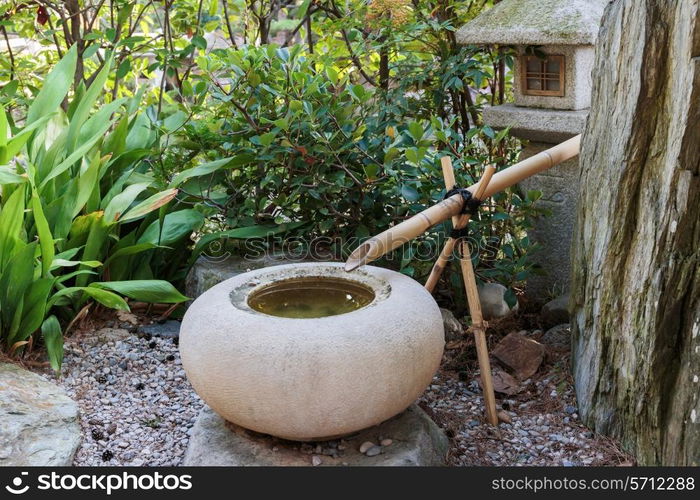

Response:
(30, 184), (55, 277)
(49, 286), (129, 310)
(27, 45), (77, 125)
(75, 213), (109, 288)
(39, 123), (113, 188)
(0, 242), (36, 333)
(103, 182), (151, 222)
(91, 280), (188, 303)
(119, 189), (178, 222)
(41, 315), (63, 371)
(169, 155), (255, 188)
(103, 243), (160, 266)
(66, 57), (113, 153)
(16, 278), (54, 343)
(72, 152), (101, 218)
(0, 106), (7, 148)
(78, 98), (127, 146)
(0, 184), (26, 274)
(0, 166), (27, 185)
(50, 259), (102, 270)
(1, 113), (57, 164)
(137, 209), (205, 247)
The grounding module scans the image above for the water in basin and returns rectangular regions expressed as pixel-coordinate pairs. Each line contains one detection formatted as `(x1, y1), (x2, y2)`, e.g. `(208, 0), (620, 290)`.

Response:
(248, 277), (375, 318)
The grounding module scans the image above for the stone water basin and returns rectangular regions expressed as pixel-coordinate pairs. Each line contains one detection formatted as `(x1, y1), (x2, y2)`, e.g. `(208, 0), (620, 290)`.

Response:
(179, 262), (444, 441)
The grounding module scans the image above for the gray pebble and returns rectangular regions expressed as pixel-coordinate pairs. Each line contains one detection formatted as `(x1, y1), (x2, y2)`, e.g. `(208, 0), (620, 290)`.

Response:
(365, 446), (381, 457)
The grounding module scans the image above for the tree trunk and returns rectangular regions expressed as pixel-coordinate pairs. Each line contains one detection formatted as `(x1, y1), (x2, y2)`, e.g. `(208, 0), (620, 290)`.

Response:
(572, 0), (700, 465)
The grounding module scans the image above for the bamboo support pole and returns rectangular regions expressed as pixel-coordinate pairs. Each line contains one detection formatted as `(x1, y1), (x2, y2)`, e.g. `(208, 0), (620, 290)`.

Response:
(430, 157), (499, 426)
(459, 241), (499, 426)
(344, 134), (581, 271)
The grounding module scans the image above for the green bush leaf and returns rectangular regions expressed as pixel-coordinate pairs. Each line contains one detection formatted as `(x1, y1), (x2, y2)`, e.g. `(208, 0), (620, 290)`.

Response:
(190, 222), (306, 262)
(169, 156), (255, 188)
(191, 35), (207, 50)
(400, 184), (421, 202)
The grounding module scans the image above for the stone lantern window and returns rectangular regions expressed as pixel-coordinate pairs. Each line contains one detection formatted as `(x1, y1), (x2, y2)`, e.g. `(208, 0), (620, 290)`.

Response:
(522, 54), (565, 96)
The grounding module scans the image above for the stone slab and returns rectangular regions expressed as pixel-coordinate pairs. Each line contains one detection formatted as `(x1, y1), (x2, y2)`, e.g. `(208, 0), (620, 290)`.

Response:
(184, 404), (449, 466)
(185, 254), (312, 299)
(0, 363), (81, 466)
(483, 104), (588, 142)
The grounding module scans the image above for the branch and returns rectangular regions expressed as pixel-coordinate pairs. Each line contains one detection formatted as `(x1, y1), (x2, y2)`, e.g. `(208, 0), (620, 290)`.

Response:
(1, 26), (15, 80)
(221, 0), (239, 48)
(339, 28), (378, 87)
(282, 6), (318, 47)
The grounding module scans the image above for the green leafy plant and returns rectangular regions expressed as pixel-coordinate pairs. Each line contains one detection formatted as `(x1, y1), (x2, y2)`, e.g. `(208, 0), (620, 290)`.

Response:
(0, 46), (191, 369)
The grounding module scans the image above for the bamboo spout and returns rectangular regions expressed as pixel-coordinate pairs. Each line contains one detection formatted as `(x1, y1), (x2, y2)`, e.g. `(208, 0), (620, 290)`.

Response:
(344, 134), (581, 271)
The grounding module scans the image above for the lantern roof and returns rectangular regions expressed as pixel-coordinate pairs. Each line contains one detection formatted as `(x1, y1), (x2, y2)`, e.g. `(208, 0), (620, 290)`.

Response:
(456, 0), (608, 46)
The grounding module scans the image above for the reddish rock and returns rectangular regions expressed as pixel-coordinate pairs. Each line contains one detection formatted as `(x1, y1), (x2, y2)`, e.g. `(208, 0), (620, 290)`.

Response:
(492, 331), (545, 380)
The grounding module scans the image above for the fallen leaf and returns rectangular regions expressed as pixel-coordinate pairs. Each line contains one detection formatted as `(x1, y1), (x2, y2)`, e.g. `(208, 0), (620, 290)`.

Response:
(487, 368), (522, 395)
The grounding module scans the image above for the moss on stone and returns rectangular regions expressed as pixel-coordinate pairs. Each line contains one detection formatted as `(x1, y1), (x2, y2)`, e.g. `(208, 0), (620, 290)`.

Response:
(456, 0), (608, 46)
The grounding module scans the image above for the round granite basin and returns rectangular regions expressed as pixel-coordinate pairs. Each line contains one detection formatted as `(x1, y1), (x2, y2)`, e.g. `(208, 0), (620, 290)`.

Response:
(179, 262), (444, 441)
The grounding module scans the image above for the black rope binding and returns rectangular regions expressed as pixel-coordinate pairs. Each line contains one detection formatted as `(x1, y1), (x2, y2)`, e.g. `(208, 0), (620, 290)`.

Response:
(444, 185), (482, 244)
(443, 185), (482, 217)
(449, 226), (470, 240)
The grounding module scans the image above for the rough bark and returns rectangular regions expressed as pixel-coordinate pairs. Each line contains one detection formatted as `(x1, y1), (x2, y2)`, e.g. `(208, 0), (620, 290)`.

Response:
(572, 0), (700, 465)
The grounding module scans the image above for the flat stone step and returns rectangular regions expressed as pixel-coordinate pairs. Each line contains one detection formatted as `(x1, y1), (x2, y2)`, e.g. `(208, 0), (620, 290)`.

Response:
(184, 404), (449, 466)
(0, 363), (81, 466)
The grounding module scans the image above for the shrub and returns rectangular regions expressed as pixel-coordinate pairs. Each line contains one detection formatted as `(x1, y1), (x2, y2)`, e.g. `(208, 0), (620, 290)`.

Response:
(167, 44), (546, 312)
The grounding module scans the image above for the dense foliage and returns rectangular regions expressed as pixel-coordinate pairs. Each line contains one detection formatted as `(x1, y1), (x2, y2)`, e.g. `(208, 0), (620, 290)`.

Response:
(0, 0), (549, 367)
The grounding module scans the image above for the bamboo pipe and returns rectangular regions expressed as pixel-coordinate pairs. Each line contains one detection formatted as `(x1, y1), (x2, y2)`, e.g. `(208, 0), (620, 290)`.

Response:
(424, 161), (496, 293)
(344, 134), (581, 271)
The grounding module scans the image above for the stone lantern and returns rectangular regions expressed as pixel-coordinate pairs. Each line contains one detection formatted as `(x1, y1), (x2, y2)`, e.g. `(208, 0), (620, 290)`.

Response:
(456, 0), (608, 298)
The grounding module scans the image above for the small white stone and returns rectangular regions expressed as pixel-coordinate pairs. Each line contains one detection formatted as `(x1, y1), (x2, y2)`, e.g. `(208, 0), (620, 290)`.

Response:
(691, 409), (697, 424)
(311, 455), (322, 466)
(359, 441), (375, 454)
(380, 438), (393, 447)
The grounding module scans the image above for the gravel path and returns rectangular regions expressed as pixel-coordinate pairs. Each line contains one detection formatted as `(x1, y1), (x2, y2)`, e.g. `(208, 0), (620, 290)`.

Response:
(41, 318), (630, 467)
(45, 325), (202, 466)
(420, 353), (631, 466)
